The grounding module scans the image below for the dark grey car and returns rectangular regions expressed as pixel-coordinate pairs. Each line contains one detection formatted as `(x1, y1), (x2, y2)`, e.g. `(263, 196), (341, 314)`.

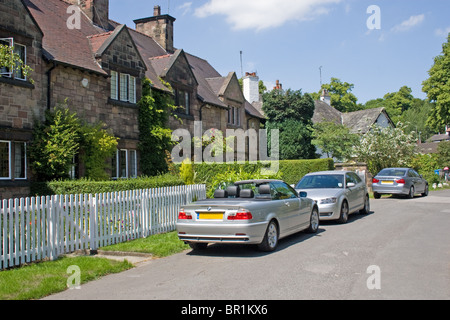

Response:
(372, 168), (429, 199)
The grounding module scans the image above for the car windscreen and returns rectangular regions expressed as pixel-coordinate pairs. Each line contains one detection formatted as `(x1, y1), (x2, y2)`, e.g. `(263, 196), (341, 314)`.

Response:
(295, 175), (344, 189)
(377, 169), (406, 177)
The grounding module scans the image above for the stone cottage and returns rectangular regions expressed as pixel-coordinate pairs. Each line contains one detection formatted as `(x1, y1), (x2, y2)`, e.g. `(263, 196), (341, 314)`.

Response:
(0, 0), (265, 198)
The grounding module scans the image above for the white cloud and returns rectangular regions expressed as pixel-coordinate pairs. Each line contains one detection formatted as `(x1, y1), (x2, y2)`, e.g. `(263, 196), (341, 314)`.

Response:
(391, 14), (425, 33)
(178, 2), (193, 16)
(435, 27), (450, 37)
(194, 0), (342, 31)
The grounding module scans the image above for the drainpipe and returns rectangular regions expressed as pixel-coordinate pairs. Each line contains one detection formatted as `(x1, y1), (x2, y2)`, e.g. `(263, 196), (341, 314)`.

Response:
(46, 62), (56, 110)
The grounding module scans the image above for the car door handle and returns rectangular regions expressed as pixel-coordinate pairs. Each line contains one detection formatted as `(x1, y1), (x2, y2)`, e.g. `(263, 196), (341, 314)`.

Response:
(284, 202), (290, 207)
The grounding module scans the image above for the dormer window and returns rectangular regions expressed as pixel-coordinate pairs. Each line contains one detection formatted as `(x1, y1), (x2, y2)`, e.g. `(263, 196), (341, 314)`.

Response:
(110, 70), (136, 104)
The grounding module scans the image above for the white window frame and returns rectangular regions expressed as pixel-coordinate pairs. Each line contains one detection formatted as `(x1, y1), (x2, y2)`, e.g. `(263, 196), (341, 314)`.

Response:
(120, 73), (129, 102)
(118, 149), (128, 178)
(0, 140), (12, 180)
(129, 76), (136, 104)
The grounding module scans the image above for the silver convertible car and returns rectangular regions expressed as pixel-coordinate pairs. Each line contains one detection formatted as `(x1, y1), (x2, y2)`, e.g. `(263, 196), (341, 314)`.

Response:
(176, 180), (319, 252)
(294, 171), (370, 224)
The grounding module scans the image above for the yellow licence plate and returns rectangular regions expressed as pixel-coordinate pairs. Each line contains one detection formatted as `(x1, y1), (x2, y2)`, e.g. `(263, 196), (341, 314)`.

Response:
(381, 181), (394, 185)
(198, 213), (224, 220)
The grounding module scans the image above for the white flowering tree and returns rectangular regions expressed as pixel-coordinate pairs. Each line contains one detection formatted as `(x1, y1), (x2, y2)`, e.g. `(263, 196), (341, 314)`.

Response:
(352, 123), (418, 175)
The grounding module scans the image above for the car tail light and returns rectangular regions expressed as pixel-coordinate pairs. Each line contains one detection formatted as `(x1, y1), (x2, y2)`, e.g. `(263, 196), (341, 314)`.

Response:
(373, 178), (379, 183)
(396, 178), (406, 184)
(178, 209), (192, 220)
(228, 210), (253, 220)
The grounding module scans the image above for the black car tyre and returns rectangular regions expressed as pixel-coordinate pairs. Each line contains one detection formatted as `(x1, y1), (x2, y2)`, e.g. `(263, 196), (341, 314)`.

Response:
(306, 206), (319, 233)
(407, 186), (415, 199)
(359, 194), (370, 215)
(421, 184), (429, 197)
(337, 200), (349, 224)
(258, 221), (279, 252)
(373, 192), (381, 199)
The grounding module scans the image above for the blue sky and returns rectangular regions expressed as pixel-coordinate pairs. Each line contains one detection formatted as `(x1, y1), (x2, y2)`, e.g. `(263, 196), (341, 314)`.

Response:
(109, 0), (450, 104)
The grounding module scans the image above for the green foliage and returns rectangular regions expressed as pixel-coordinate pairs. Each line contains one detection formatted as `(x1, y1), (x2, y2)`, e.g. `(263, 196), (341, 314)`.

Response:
(179, 159), (334, 196)
(262, 89), (316, 159)
(206, 168), (282, 198)
(80, 123), (118, 181)
(437, 141), (450, 167)
(29, 104), (118, 182)
(382, 86), (414, 124)
(267, 119), (316, 160)
(30, 173), (183, 196)
(352, 123), (418, 175)
(422, 33), (450, 132)
(410, 153), (440, 184)
(29, 105), (82, 181)
(179, 158), (195, 185)
(138, 78), (176, 176)
(312, 121), (359, 161)
(0, 44), (33, 83)
(312, 78), (360, 113)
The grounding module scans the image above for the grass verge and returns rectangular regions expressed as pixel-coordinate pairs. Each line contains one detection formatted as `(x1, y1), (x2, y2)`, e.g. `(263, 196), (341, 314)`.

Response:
(99, 231), (190, 257)
(0, 256), (133, 300)
(0, 231), (188, 300)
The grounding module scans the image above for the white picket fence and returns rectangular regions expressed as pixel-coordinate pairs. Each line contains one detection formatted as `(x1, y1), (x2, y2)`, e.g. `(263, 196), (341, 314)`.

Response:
(0, 184), (206, 270)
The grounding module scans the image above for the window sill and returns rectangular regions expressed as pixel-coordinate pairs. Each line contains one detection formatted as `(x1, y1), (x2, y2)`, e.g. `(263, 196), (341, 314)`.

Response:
(0, 76), (34, 89)
(108, 98), (137, 108)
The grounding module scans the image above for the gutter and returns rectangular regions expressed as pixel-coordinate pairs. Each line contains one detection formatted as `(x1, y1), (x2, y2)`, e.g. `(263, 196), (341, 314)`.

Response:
(46, 62), (56, 110)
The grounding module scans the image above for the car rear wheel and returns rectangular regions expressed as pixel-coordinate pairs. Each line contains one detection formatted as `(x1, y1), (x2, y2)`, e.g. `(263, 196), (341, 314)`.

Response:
(359, 194), (370, 215)
(258, 221), (279, 252)
(337, 200), (349, 224)
(407, 186), (415, 199)
(421, 184), (429, 197)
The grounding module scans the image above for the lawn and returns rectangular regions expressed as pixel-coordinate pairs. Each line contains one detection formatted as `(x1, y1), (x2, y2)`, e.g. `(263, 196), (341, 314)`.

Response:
(0, 231), (189, 300)
(0, 256), (133, 300)
(99, 231), (190, 257)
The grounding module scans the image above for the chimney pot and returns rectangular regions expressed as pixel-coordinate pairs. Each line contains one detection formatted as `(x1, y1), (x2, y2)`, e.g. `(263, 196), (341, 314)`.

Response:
(154, 5), (161, 16)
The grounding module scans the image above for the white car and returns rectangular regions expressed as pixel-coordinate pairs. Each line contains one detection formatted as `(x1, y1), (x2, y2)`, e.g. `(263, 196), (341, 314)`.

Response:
(294, 171), (370, 223)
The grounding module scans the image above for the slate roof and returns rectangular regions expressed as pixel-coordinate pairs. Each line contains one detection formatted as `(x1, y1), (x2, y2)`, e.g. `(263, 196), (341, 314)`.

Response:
(342, 107), (392, 134)
(25, 0), (107, 75)
(313, 98), (394, 134)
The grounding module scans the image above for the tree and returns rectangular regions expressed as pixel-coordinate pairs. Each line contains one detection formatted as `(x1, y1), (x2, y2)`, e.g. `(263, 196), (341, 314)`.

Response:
(382, 86), (414, 124)
(422, 33), (450, 132)
(262, 89), (316, 160)
(312, 78), (360, 113)
(29, 105), (118, 181)
(312, 121), (359, 162)
(352, 123), (417, 175)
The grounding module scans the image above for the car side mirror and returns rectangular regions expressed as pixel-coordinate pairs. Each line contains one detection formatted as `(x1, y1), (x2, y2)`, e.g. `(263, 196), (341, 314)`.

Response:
(299, 191), (308, 198)
(347, 182), (356, 188)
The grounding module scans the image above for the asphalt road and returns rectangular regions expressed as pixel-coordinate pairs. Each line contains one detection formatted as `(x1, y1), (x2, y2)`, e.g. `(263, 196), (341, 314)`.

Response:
(45, 190), (450, 300)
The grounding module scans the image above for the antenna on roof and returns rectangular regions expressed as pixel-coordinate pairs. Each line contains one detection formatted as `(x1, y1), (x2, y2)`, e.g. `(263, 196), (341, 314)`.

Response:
(319, 66), (323, 88)
(240, 51), (243, 79)
(168, 0), (171, 15)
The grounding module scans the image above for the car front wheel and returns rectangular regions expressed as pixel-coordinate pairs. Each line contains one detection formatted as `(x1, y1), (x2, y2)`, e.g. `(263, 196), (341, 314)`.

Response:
(337, 200), (349, 224)
(306, 206), (319, 233)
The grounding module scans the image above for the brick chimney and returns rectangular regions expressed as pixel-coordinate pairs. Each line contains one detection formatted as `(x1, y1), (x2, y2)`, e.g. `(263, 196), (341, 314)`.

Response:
(134, 5), (176, 53)
(274, 80), (283, 91)
(320, 89), (331, 106)
(243, 72), (260, 103)
(67, 0), (110, 29)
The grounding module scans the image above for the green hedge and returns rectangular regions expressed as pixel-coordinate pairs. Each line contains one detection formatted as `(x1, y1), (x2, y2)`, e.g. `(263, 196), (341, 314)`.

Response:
(189, 159), (334, 186)
(31, 173), (184, 196)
